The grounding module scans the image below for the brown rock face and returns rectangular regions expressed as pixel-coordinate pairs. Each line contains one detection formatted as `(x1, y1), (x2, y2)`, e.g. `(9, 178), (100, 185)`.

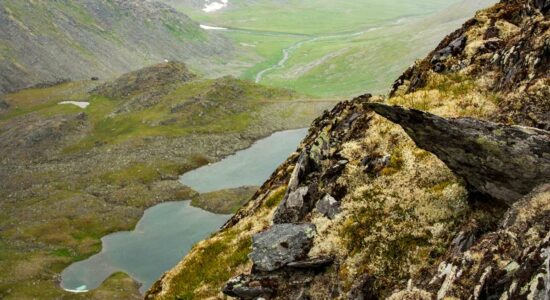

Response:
(367, 102), (550, 205)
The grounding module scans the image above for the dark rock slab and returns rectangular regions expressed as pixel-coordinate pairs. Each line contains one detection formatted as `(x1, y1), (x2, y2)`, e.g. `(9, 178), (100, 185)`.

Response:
(223, 274), (274, 299)
(286, 256), (334, 269)
(273, 151), (314, 224)
(431, 36), (467, 63)
(367, 103), (550, 205)
(315, 194), (340, 219)
(534, 0), (550, 13)
(249, 223), (316, 272)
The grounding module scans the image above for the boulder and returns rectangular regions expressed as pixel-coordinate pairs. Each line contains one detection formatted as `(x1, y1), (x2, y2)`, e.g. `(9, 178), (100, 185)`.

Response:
(223, 274), (274, 299)
(0, 99), (9, 110)
(315, 194), (340, 219)
(367, 103), (550, 205)
(273, 186), (311, 224)
(249, 223), (316, 272)
(286, 256), (334, 269)
(431, 36), (466, 63)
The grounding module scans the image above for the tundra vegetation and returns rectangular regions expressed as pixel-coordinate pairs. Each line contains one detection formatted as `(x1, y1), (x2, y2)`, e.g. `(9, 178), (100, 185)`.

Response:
(0, 62), (335, 299)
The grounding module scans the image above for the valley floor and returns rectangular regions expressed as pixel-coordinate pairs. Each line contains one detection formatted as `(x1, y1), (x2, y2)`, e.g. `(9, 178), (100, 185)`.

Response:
(0, 64), (336, 298)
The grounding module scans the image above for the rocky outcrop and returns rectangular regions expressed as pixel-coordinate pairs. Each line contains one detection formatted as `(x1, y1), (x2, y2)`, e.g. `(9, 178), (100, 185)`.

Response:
(147, 1), (550, 299)
(390, 183), (550, 299)
(93, 61), (196, 114)
(391, 0), (550, 130)
(249, 223), (316, 272)
(367, 102), (550, 205)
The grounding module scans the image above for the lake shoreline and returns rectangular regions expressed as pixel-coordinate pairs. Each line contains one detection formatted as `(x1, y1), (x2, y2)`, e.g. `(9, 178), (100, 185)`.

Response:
(60, 128), (308, 294)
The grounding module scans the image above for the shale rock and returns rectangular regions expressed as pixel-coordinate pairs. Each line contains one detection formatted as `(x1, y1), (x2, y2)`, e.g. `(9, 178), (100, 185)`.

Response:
(368, 103), (550, 205)
(223, 274), (274, 299)
(249, 223), (316, 272)
(286, 256), (334, 269)
(273, 151), (314, 224)
(315, 194), (340, 219)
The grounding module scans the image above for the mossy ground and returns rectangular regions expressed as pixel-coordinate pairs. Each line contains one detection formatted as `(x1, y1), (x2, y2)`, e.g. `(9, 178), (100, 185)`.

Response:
(191, 186), (259, 214)
(154, 186), (287, 299)
(0, 71), (333, 298)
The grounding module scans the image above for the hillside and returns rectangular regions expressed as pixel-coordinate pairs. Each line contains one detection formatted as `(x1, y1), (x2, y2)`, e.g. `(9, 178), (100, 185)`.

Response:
(147, 0), (549, 299)
(0, 0), (238, 94)
(0, 62), (336, 299)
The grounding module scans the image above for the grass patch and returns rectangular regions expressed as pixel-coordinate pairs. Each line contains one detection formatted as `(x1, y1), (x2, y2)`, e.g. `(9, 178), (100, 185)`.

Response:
(264, 186), (286, 209)
(172, 229), (252, 299)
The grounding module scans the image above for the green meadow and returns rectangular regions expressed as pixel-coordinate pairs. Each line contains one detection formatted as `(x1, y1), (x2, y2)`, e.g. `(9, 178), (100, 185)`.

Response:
(170, 0), (493, 98)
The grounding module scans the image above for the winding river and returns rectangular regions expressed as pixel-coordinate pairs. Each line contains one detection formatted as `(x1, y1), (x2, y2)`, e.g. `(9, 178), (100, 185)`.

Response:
(60, 128), (308, 294)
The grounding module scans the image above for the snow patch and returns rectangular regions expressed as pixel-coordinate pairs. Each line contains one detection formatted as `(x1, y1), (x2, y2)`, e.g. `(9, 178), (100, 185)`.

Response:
(203, 0), (228, 13)
(200, 24), (228, 30)
(59, 101), (89, 109)
(64, 285), (88, 293)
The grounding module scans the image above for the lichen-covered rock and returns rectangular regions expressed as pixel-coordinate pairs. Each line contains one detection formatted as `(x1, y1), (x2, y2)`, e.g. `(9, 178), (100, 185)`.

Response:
(391, 0), (550, 130)
(314, 194), (340, 219)
(249, 223), (316, 272)
(389, 184), (550, 300)
(367, 102), (550, 205)
(222, 274), (275, 299)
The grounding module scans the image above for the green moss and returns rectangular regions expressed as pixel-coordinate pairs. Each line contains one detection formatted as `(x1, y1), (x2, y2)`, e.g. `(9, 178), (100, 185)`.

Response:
(172, 229), (252, 299)
(264, 187), (286, 208)
(380, 147), (404, 176)
(52, 248), (72, 258)
(191, 186), (258, 214)
(100, 161), (188, 186)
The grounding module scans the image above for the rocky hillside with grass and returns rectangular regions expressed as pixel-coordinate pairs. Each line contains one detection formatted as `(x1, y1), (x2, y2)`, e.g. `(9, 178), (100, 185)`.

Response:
(0, 61), (335, 299)
(147, 1), (549, 299)
(0, 0), (237, 94)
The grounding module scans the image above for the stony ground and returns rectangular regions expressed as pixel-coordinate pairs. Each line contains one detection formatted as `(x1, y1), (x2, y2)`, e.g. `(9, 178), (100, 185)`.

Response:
(0, 62), (336, 299)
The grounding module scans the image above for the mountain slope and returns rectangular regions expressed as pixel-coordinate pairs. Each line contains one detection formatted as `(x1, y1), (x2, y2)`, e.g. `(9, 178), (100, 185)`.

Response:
(147, 0), (549, 299)
(0, 0), (235, 94)
(0, 62), (336, 299)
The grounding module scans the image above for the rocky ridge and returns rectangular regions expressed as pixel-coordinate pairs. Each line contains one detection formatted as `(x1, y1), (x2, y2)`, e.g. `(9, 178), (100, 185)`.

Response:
(0, 0), (234, 94)
(147, 1), (549, 299)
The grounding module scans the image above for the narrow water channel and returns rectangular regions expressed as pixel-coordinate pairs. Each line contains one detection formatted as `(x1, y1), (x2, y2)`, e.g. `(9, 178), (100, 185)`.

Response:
(60, 128), (308, 294)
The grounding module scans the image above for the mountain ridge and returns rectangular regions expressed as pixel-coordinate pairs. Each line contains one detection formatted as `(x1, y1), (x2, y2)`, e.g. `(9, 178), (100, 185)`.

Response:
(146, 0), (550, 298)
(0, 0), (235, 94)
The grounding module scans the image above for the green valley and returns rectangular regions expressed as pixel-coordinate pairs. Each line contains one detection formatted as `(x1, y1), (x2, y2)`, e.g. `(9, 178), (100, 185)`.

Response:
(165, 0), (497, 97)
(0, 61), (335, 299)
